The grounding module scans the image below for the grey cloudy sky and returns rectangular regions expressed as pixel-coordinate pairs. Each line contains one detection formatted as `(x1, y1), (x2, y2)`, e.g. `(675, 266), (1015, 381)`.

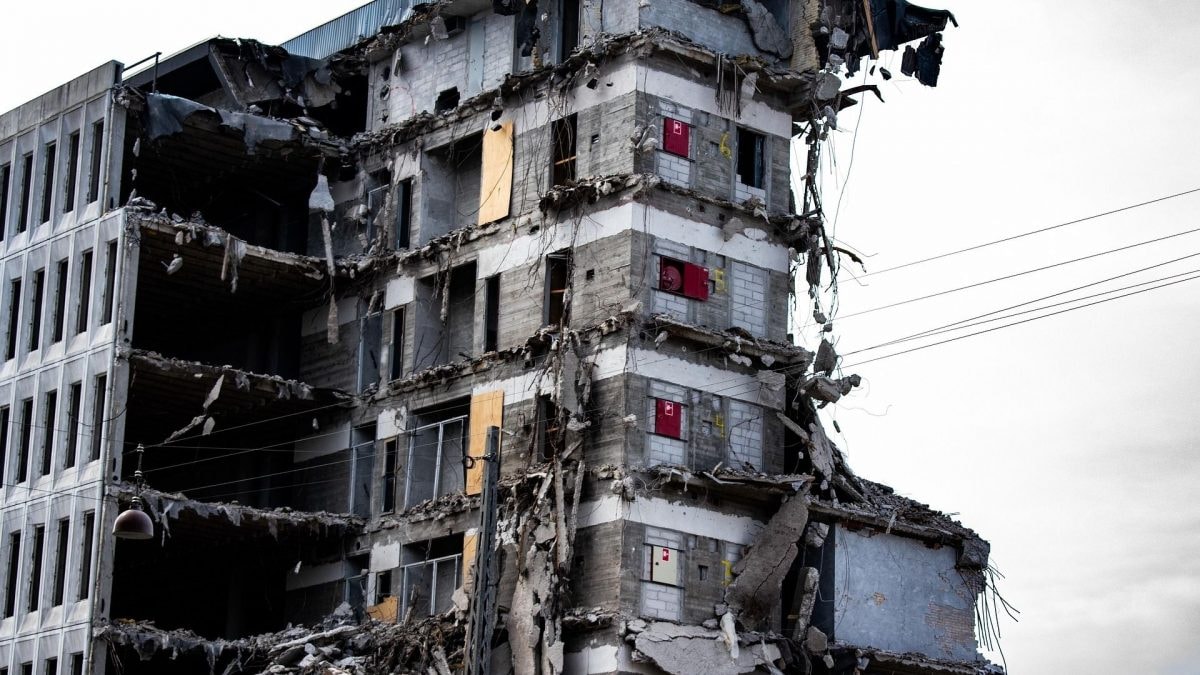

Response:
(4, 1), (1199, 672)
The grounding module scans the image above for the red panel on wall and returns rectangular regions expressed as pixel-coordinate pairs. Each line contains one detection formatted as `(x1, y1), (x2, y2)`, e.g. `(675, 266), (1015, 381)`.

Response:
(682, 263), (709, 301)
(663, 118), (690, 157)
(655, 399), (682, 438)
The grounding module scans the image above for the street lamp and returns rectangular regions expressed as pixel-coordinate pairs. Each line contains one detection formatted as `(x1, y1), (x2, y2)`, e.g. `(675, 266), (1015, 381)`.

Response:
(113, 443), (154, 540)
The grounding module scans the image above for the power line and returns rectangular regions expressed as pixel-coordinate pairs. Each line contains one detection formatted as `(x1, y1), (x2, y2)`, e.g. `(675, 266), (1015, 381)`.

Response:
(852, 186), (1200, 278)
(835, 224), (1200, 321)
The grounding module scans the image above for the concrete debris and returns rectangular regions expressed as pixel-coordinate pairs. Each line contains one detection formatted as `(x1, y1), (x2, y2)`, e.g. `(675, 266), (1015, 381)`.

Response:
(725, 495), (808, 630)
(632, 621), (782, 675)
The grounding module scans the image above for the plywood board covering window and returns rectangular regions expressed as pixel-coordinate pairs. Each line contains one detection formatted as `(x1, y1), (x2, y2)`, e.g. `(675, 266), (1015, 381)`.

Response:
(478, 121), (514, 224)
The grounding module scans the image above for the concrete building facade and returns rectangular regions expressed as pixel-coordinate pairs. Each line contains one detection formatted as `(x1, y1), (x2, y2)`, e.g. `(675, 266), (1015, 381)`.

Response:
(0, 1), (999, 674)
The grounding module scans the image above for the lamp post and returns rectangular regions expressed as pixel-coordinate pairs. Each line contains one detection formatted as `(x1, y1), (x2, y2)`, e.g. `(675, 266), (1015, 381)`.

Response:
(113, 443), (154, 540)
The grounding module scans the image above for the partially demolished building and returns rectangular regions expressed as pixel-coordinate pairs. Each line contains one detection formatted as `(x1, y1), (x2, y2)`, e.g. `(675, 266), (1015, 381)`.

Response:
(0, 1), (1002, 674)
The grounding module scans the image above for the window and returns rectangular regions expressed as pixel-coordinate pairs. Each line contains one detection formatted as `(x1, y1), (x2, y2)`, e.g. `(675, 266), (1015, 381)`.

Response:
(389, 308), (405, 381)
(87, 120), (103, 204)
(435, 87), (460, 113)
(40, 390), (57, 476)
(63, 131), (79, 213)
(20, 665), (31, 675)
(736, 128), (765, 189)
(75, 249), (92, 334)
(375, 569), (393, 604)
(484, 275), (500, 352)
(63, 383), (81, 468)
(658, 257), (709, 301)
(28, 268), (44, 351)
(3, 531), (19, 617)
(69, 655), (83, 675)
(382, 438), (399, 513)
(394, 178), (412, 249)
(77, 511), (94, 600)
(559, 0), (580, 58)
(40, 141), (56, 224)
(550, 114), (578, 186)
(0, 406), (8, 477)
(17, 153), (32, 234)
(663, 118), (690, 158)
(28, 524), (45, 611)
(404, 407), (467, 508)
(0, 163), (10, 239)
(653, 398), (684, 439)
(16, 398), (32, 483)
(90, 373), (106, 462)
(5, 278), (19, 359)
(537, 394), (563, 460)
(544, 250), (571, 327)
(52, 518), (68, 606)
(52, 260), (68, 342)
(358, 305), (383, 393)
(42, 659), (56, 675)
(400, 536), (463, 617)
(100, 240), (117, 325)
(351, 424), (375, 518)
(367, 171), (389, 244)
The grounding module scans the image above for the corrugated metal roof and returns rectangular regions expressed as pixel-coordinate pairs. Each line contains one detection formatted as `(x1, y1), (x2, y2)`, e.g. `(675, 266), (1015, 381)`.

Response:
(282, 0), (414, 59)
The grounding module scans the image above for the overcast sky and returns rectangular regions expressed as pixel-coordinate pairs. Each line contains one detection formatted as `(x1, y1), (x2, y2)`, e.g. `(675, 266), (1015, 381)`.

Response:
(4, 1), (1199, 673)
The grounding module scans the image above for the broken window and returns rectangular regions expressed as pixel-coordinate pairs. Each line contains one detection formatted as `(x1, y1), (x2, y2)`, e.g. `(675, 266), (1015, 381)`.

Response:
(374, 569), (393, 604)
(100, 240), (117, 325)
(15, 398), (32, 483)
(351, 425), (376, 518)
(382, 438), (399, 513)
(28, 268), (44, 352)
(404, 403), (468, 508)
(75, 249), (92, 335)
(5, 277), (20, 360)
(64, 383), (80, 469)
(435, 88), (460, 114)
(28, 524), (45, 611)
(40, 141), (56, 224)
(77, 511), (93, 600)
(400, 535), (463, 617)
(63, 131), (79, 214)
(90, 373), (106, 462)
(3, 531), (18, 617)
(358, 302), (383, 393)
(366, 172), (389, 245)
(51, 260), (67, 343)
(389, 308), (405, 381)
(550, 114), (578, 186)
(658, 256), (709, 301)
(736, 128), (766, 190)
(17, 153), (32, 234)
(0, 163), (10, 238)
(484, 275), (500, 352)
(538, 394), (563, 460)
(413, 264), (476, 371)
(559, 0), (580, 58)
(544, 250), (571, 327)
(394, 178), (412, 249)
(422, 136), (482, 242)
(663, 118), (690, 158)
(52, 518), (68, 606)
(86, 120), (103, 204)
(40, 390), (56, 476)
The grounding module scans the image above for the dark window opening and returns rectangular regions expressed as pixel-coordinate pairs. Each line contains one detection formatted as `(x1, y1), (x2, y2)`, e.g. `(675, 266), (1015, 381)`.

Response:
(5, 278), (20, 360)
(40, 390), (56, 476)
(52, 260), (68, 343)
(16, 398), (33, 483)
(544, 250), (571, 327)
(17, 153), (33, 234)
(28, 524), (45, 611)
(3, 531), (19, 616)
(358, 305), (383, 393)
(736, 128), (765, 189)
(435, 88), (460, 114)
(75, 250), (92, 334)
(351, 424), (376, 518)
(658, 257), (709, 301)
(559, 0), (580, 58)
(0, 407), (8, 478)
(42, 658), (56, 675)
(375, 569), (393, 604)
(52, 519), (69, 606)
(64, 132), (79, 213)
(21, 665), (31, 675)
(0, 163), (10, 239)
(40, 142), (56, 224)
(382, 438), (399, 513)
(101, 240), (117, 325)
(413, 264), (476, 371)
(64, 383), (81, 469)
(484, 275), (500, 352)
(698, 564), (708, 581)
(538, 394), (563, 460)
(551, 114), (578, 186)
(28, 268), (44, 351)
(395, 178), (412, 249)
(70, 655), (83, 675)
(87, 120), (103, 204)
(389, 308), (405, 381)
(77, 511), (94, 600)
(90, 374), (106, 462)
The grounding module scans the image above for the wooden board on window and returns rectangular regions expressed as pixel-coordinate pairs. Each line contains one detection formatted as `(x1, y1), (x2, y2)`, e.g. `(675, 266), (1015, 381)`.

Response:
(478, 121), (514, 225)
(366, 595), (398, 622)
(466, 389), (504, 495)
